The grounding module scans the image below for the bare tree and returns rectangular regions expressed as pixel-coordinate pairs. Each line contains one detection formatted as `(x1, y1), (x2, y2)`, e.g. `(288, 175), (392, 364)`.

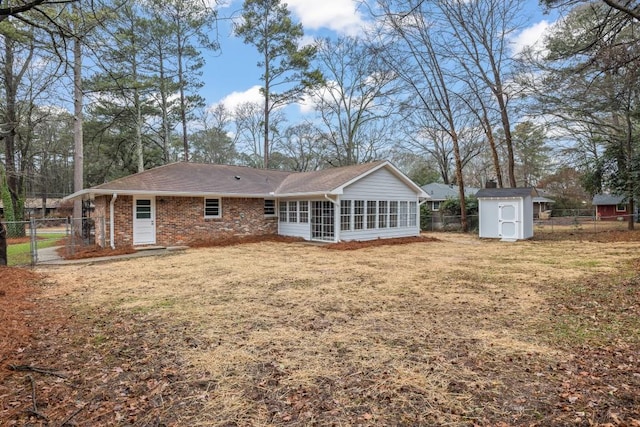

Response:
(276, 122), (326, 171)
(311, 36), (399, 166)
(375, 0), (472, 230)
(439, 0), (524, 187)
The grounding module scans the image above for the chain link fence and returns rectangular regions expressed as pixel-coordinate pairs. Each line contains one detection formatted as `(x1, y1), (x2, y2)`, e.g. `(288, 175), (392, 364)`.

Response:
(422, 212), (638, 234)
(1, 217), (105, 266)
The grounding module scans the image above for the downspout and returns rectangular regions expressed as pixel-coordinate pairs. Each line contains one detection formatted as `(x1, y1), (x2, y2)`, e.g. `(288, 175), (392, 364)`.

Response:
(110, 193), (117, 249)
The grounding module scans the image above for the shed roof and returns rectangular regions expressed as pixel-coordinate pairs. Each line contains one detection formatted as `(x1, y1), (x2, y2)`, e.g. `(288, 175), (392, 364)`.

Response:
(475, 187), (538, 198)
(592, 194), (625, 205)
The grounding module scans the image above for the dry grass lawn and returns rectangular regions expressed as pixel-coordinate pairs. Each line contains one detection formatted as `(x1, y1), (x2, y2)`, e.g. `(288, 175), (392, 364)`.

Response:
(2, 232), (640, 426)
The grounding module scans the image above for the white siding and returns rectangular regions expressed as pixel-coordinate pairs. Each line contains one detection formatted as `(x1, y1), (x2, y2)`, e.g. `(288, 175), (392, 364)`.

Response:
(338, 168), (420, 241)
(342, 167), (416, 200)
(522, 195), (534, 239)
(478, 199), (501, 238)
(279, 221), (310, 239)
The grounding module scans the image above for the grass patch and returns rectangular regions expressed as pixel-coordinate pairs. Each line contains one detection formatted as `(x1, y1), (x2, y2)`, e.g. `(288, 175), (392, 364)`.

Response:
(16, 233), (640, 426)
(7, 234), (66, 266)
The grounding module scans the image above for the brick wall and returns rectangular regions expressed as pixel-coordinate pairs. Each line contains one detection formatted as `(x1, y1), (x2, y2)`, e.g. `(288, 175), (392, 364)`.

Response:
(96, 195), (277, 247)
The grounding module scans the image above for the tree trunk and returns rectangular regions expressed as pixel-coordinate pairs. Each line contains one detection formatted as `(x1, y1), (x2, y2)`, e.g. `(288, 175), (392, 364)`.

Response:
(451, 131), (467, 232)
(483, 115), (503, 188)
(0, 220), (6, 265)
(2, 35), (24, 230)
(73, 34), (84, 222)
(177, 25), (189, 162)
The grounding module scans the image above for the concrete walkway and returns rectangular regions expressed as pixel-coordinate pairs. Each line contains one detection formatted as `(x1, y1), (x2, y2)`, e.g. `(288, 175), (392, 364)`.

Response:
(36, 246), (187, 266)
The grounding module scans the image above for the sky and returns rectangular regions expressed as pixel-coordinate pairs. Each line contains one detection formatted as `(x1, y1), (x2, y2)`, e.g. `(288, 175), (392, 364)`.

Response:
(200, 0), (558, 117)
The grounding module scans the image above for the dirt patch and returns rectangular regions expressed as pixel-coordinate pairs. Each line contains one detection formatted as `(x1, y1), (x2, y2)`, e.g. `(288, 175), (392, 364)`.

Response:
(57, 244), (137, 260)
(2, 232), (640, 425)
(325, 235), (440, 250)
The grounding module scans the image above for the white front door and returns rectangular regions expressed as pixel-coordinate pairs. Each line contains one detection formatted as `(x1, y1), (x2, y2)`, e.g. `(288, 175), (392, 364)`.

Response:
(498, 202), (518, 239)
(133, 196), (156, 245)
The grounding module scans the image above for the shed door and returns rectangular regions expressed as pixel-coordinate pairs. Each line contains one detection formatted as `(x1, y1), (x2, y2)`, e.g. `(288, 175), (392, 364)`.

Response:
(133, 196), (156, 245)
(498, 202), (518, 239)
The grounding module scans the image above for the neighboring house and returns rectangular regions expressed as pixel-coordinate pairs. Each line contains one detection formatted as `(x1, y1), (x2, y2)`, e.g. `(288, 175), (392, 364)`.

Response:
(420, 183), (479, 211)
(65, 161), (429, 248)
(592, 194), (628, 221)
(422, 182), (555, 219)
(532, 189), (555, 219)
(0, 198), (63, 218)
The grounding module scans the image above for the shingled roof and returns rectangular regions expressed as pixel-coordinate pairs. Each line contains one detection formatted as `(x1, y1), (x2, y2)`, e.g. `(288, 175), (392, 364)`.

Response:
(89, 163), (290, 196)
(67, 160), (424, 199)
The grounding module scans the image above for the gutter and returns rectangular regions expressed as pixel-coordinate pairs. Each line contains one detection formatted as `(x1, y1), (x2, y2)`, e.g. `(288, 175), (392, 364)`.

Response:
(110, 193), (117, 249)
(323, 194), (338, 205)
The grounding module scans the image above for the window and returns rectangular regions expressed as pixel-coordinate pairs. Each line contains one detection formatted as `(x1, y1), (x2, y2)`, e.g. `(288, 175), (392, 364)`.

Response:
(299, 201), (309, 223)
(279, 201), (287, 222)
(204, 198), (221, 218)
(354, 200), (364, 230)
(378, 201), (388, 228)
(409, 202), (417, 227)
(399, 201), (408, 227)
(341, 200), (352, 231)
(264, 199), (276, 216)
(389, 201), (398, 227)
(616, 203), (627, 212)
(136, 199), (151, 219)
(367, 201), (377, 229)
(289, 201), (298, 223)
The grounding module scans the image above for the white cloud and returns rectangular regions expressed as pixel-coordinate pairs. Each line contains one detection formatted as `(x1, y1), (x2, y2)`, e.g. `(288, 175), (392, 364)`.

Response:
(213, 86), (263, 112)
(511, 20), (553, 56)
(286, 0), (369, 36)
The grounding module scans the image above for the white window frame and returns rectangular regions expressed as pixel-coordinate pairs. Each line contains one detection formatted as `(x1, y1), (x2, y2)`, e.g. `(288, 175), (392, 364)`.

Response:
(299, 201), (309, 223)
(340, 200), (352, 231)
(288, 201), (298, 223)
(204, 198), (221, 218)
(279, 201), (287, 222)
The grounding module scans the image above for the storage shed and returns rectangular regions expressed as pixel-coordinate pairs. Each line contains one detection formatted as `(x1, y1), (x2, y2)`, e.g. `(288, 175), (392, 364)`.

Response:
(476, 187), (537, 241)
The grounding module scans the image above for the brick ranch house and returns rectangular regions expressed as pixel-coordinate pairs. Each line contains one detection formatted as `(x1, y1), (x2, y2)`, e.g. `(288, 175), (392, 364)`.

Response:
(65, 161), (429, 248)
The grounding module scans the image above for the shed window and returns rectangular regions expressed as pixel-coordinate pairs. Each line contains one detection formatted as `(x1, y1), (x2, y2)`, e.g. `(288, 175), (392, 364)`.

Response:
(341, 200), (352, 231)
(616, 204), (627, 212)
(299, 201), (309, 223)
(204, 198), (221, 218)
(432, 201), (440, 211)
(264, 199), (276, 216)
